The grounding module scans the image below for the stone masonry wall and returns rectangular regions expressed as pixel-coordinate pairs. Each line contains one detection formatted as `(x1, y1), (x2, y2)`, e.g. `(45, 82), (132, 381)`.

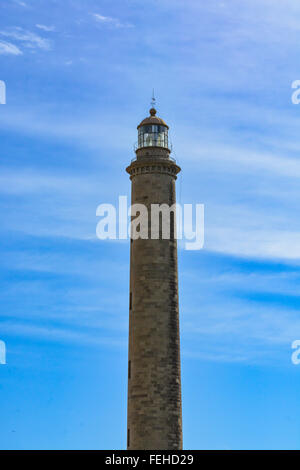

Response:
(127, 155), (182, 450)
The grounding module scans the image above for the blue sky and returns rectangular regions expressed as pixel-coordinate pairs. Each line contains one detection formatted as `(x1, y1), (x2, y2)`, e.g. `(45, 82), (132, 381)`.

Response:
(1, 0), (300, 449)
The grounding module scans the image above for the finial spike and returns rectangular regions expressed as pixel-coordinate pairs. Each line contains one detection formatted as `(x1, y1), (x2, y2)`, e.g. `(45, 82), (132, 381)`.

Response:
(151, 89), (156, 109)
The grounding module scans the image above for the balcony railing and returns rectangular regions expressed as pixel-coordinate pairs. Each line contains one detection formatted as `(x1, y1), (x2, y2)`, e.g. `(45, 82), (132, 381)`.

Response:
(133, 142), (173, 152)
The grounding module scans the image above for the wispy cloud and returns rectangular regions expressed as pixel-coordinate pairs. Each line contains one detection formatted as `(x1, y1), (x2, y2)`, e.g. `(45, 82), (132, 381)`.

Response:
(12, 0), (27, 7)
(35, 24), (55, 32)
(0, 40), (22, 55)
(0, 165), (118, 241)
(0, 27), (51, 51)
(93, 13), (133, 28)
(0, 321), (126, 348)
(0, 104), (133, 151)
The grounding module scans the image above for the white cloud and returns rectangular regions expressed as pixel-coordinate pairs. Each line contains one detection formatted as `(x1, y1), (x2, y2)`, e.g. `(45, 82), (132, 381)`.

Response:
(180, 264), (300, 364)
(0, 40), (22, 55)
(0, 165), (119, 241)
(13, 0), (27, 6)
(0, 27), (51, 50)
(93, 13), (133, 28)
(0, 105), (133, 152)
(36, 24), (55, 32)
(94, 14), (113, 23)
(0, 321), (126, 348)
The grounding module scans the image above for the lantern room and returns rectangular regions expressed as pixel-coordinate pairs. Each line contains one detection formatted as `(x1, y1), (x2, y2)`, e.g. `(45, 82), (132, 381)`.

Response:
(137, 108), (169, 150)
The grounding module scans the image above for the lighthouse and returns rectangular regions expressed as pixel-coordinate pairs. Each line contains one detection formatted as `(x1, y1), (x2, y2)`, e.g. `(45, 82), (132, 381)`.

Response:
(126, 104), (183, 450)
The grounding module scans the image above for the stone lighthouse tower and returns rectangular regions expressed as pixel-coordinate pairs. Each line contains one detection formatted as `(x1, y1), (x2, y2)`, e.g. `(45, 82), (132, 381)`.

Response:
(126, 105), (182, 450)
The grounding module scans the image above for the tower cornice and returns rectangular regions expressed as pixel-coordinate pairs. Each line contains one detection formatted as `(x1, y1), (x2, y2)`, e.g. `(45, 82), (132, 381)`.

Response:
(126, 158), (181, 180)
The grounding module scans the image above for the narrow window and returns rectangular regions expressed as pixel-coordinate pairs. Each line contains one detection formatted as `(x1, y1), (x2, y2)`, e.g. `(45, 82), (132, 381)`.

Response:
(130, 292), (132, 310)
(170, 211), (175, 240)
(127, 429), (130, 448)
(128, 360), (131, 379)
